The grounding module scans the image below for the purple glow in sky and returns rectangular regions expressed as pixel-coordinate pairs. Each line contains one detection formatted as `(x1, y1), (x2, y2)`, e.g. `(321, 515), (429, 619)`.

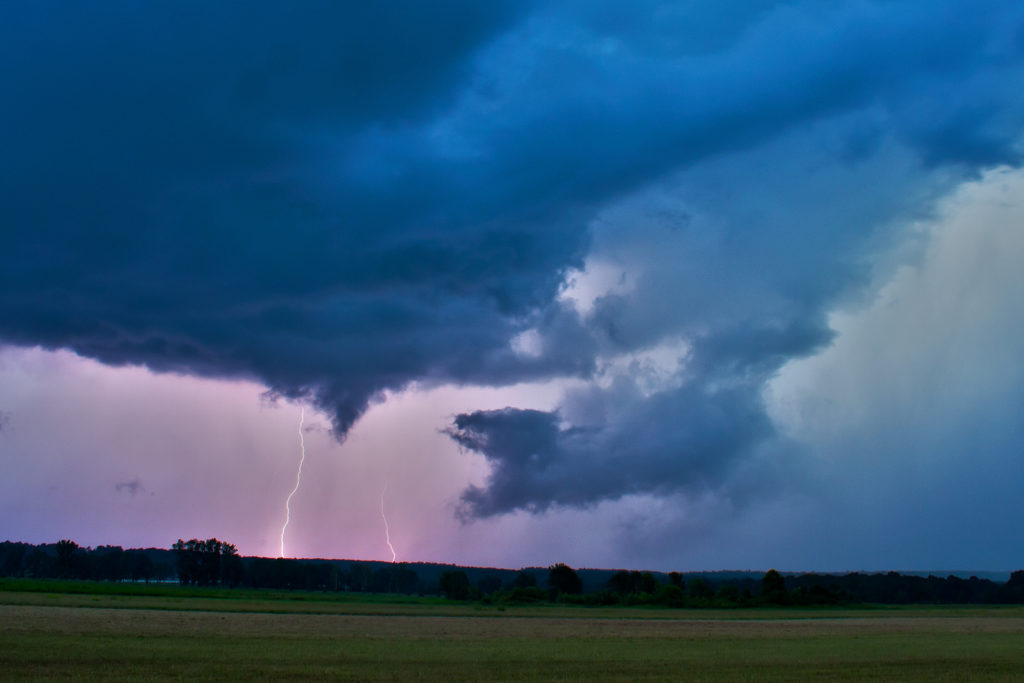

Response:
(3, 1), (1024, 571)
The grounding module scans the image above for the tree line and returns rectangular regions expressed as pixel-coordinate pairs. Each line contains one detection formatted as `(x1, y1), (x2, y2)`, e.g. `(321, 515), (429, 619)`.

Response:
(0, 540), (174, 582)
(3, 539), (1024, 606)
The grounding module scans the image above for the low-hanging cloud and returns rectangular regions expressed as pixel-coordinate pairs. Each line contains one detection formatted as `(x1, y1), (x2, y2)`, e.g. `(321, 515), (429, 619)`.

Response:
(3, 1), (1024, 521)
(448, 381), (775, 517)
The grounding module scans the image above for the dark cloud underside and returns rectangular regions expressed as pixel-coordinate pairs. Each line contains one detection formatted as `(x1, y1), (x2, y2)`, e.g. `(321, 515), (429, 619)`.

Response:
(2, 1), (1024, 517)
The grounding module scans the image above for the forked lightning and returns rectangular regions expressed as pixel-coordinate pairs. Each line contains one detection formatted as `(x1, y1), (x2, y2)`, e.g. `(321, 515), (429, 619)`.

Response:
(381, 481), (397, 562)
(279, 406), (306, 558)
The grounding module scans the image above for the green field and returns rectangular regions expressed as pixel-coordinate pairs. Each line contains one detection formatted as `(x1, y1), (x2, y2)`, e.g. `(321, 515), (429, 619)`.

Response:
(3, 581), (1024, 680)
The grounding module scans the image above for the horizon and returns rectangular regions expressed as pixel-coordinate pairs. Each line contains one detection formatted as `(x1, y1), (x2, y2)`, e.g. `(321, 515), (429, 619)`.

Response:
(4, 538), (1019, 582)
(3, 1), (1024, 574)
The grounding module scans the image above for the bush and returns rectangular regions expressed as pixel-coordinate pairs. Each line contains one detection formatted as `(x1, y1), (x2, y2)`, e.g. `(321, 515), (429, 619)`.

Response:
(503, 586), (548, 603)
(654, 584), (685, 607)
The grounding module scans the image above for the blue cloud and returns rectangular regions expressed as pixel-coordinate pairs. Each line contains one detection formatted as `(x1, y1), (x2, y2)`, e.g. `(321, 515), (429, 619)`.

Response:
(2, 0), (1023, 516)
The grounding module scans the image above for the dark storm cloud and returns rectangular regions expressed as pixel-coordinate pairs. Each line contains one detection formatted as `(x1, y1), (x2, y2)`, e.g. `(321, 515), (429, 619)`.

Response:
(2, 2), (1024, 514)
(442, 0), (1024, 516)
(0, 0), (575, 433)
(448, 380), (774, 517)
(449, 316), (832, 516)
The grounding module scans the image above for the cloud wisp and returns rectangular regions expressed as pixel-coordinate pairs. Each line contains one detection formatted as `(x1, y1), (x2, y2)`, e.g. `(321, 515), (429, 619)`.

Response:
(114, 479), (145, 497)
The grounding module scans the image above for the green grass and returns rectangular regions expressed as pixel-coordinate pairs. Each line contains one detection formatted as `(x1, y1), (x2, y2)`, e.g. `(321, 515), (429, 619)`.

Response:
(7, 629), (1022, 681)
(0, 577), (448, 603)
(3, 581), (1024, 680)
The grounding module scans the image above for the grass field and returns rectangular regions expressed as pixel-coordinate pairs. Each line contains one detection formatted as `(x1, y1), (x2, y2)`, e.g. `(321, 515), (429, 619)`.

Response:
(3, 581), (1024, 680)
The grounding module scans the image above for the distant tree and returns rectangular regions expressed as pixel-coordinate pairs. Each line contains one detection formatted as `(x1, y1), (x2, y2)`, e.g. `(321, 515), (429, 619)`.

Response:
(220, 543), (243, 587)
(668, 572), (685, 590)
(439, 570), (471, 600)
(1000, 570), (1024, 603)
(327, 565), (343, 592)
(27, 548), (55, 578)
(244, 557), (276, 589)
(547, 563), (582, 596)
(606, 570), (658, 597)
(152, 561), (175, 582)
(348, 563), (371, 592)
(608, 570), (635, 595)
(364, 564), (419, 594)
(1, 542), (28, 577)
(513, 570), (537, 589)
(688, 578), (713, 601)
(55, 539), (79, 579)
(478, 575), (503, 596)
(297, 562), (330, 591)
(127, 552), (154, 583)
(715, 584), (740, 605)
(761, 569), (788, 604)
(197, 539), (222, 585)
(370, 567), (393, 593)
(172, 539), (199, 585)
(172, 538), (237, 586)
(95, 546), (125, 581)
(506, 586), (549, 603)
(394, 566), (419, 594)
(654, 583), (686, 607)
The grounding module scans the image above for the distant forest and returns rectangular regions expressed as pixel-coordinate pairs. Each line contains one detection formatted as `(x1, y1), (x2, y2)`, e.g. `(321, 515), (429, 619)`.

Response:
(3, 538), (1024, 607)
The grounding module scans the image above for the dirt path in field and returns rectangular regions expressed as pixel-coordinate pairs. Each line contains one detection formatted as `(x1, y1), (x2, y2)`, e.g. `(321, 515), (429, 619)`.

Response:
(4, 604), (1024, 641)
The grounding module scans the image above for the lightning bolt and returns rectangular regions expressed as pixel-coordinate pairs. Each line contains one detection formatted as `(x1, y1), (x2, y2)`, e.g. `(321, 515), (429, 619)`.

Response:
(279, 406), (306, 558)
(380, 481), (397, 563)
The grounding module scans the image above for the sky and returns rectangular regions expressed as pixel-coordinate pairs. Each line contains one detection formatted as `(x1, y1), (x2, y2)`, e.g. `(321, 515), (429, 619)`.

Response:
(2, 0), (1024, 572)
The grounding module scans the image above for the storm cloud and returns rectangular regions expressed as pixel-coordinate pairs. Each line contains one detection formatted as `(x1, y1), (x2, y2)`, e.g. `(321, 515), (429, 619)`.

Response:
(3, 1), (1024, 524)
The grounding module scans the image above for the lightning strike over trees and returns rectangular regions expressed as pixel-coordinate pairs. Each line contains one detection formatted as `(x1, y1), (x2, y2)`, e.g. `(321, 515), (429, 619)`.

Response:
(279, 406), (306, 558)
(381, 481), (397, 563)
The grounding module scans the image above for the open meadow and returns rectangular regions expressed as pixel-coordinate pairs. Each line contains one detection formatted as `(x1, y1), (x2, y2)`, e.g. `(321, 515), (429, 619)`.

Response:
(3, 581), (1024, 681)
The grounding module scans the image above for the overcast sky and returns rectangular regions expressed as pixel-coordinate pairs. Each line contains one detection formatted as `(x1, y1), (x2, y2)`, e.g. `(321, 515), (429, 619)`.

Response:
(2, 1), (1024, 571)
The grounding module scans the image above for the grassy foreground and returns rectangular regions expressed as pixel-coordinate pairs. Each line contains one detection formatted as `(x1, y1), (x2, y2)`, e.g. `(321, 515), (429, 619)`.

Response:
(3, 582), (1024, 680)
